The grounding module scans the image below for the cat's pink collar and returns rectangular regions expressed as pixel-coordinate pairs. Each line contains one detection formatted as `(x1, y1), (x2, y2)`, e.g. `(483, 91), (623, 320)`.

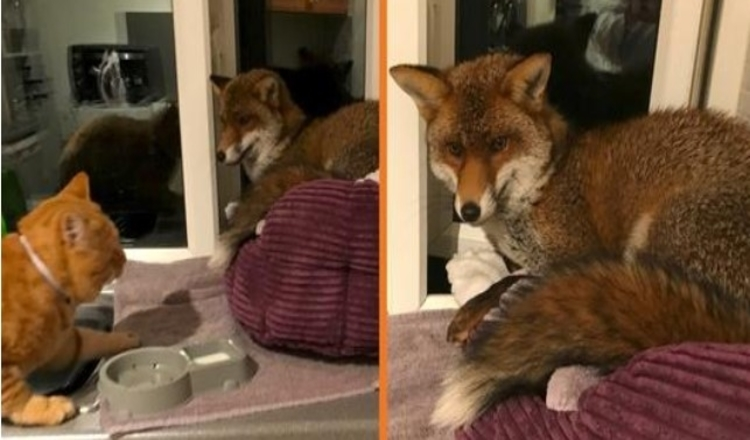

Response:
(18, 235), (71, 304)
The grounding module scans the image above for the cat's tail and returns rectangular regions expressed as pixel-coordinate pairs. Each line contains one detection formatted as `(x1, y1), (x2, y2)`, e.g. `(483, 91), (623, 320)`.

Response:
(431, 256), (750, 430)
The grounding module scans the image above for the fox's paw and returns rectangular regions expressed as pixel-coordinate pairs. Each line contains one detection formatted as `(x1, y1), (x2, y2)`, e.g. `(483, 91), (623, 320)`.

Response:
(447, 274), (538, 345)
(224, 201), (240, 222)
(496, 277), (538, 310)
(8, 395), (77, 426)
(447, 306), (485, 345)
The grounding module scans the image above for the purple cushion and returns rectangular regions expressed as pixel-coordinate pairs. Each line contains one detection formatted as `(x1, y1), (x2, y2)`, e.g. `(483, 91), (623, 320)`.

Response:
(225, 179), (379, 358)
(457, 343), (750, 440)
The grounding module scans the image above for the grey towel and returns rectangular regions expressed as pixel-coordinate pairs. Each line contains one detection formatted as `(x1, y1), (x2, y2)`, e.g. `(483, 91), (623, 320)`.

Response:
(100, 257), (378, 436)
(388, 310), (458, 440)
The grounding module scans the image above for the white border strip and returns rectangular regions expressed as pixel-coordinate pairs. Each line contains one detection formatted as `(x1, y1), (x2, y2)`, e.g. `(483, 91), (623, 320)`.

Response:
(386, 0), (429, 314)
(650, 0), (707, 109)
(172, 0), (220, 259)
(705, 0), (750, 113)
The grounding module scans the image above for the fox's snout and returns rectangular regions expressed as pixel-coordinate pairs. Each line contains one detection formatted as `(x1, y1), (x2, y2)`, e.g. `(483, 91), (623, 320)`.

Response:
(215, 125), (250, 165)
(452, 157), (496, 224)
(458, 202), (482, 222)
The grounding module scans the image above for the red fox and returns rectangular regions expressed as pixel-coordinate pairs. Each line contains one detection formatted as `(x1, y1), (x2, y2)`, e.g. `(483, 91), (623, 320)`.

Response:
(209, 69), (378, 268)
(390, 52), (750, 429)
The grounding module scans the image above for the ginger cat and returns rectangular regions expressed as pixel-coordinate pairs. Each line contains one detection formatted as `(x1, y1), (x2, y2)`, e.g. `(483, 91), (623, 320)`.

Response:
(2, 172), (140, 426)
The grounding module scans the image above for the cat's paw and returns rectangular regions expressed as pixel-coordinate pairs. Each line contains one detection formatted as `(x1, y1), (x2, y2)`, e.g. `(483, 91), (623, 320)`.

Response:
(110, 331), (141, 352)
(9, 395), (77, 426)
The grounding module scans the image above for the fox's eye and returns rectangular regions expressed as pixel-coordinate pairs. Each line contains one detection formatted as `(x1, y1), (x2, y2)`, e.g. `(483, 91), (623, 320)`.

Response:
(238, 115), (251, 125)
(447, 143), (463, 157)
(491, 137), (508, 153)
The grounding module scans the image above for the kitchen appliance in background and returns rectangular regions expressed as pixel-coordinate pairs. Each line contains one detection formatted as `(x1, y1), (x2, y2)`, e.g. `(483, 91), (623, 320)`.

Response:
(68, 44), (166, 105)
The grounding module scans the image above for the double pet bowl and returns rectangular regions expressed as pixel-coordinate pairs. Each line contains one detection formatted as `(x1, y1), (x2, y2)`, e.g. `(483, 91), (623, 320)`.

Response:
(98, 339), (255, 417)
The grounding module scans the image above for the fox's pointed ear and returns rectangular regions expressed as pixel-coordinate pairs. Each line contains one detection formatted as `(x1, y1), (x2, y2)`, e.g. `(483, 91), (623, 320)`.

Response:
(254, 75), (281, 108)
(60, 172), (90, 200)
(390, 65), (451, 122)
(210, 75), (232, 95)
(502, 53), (551, 106)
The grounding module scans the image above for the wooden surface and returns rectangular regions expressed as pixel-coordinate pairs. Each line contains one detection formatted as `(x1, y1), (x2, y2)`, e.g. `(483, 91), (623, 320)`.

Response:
(267, 0), (348, 15)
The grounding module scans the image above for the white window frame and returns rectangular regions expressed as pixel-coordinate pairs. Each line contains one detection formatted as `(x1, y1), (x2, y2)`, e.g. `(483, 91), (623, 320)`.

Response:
(124, 0), (217, 263)
(387, 0), (712, 314)
(704, 0), (750, 114)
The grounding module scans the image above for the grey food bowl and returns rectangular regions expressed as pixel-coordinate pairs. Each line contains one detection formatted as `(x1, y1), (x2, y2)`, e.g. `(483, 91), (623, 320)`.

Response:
(99, 339), (254, 417)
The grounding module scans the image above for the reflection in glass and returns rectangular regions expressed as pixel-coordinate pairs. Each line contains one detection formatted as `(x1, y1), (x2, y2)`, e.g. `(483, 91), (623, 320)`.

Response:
(1, 0), (186, 247)
(458, 0), (660, 129)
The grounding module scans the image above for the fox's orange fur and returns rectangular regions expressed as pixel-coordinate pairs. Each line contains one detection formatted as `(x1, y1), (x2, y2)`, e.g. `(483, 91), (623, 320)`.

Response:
(2, 173), (140, 426)
(391, 53), (750, 429)
(208, 69), (378, 269)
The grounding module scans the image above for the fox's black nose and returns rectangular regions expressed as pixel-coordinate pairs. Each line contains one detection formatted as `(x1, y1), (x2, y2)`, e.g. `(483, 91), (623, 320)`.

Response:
(216, 151), (226, 162)
(460, 203), (481, 222)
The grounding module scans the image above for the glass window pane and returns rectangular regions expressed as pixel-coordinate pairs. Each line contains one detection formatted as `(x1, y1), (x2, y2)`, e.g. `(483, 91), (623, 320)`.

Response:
(211, 0), (370, 218)
(1, 0), (186, 248)
(457, 0), (661, 130)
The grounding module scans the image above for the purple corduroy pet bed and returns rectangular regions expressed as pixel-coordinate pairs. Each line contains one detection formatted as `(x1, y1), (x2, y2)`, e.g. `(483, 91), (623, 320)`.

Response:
(388, 310), (750, 440)
(457, 343), (750, 440)
(225, 178), (379, 358)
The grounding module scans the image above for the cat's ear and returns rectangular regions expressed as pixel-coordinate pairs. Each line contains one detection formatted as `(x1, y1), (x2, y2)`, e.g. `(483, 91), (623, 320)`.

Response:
(254, 75), (280, 108)
(572, 14), (597, 52)
(390, 64), (451, 122)
(61, 213), (87, 247)
(210, 75), (232, 95)
(60, 172), (90, 200)
(501, 53), (551, 106)
(298, 47), (318, 67)
(337, 60), (353, 78)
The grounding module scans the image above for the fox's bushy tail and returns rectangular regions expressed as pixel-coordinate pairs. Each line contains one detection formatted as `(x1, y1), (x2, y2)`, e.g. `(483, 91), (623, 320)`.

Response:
(208, 163), (331, 271)
(431, 257), (750, 429)
(208, 226), (257, 271)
